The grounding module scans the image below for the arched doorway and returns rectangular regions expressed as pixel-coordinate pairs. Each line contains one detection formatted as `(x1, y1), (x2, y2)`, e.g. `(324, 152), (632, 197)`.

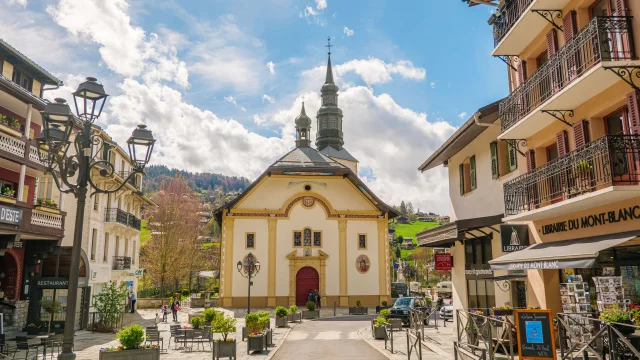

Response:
(295, 266), (319, 306)
(0, 252), (19, 300)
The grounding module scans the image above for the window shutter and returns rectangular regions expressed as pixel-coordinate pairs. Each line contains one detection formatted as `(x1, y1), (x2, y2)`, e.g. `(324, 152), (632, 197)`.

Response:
(459, 164), (465, 195)
(525, 149), (536, 172)
(508, 142), (518, 172)
(556, 130), (569, 157)
(615, 0), (628, 15)
(563, 11), (577, 43)
(517, 60), (527, 87)
(546, 29), (558, 56)
(627, 91), (640, 135)
(470, 156), (477, 190)
(573, 120), (589, 149)
(490, 142), (499, 179)
(103, 143), (111, 161)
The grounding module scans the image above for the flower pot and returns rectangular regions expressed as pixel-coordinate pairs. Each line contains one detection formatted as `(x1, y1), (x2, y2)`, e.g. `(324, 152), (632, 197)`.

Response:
(373, 326), (387, 340)
(0, 196), (16, 204)
(611, 321), (636, 336)
(0, 124), (22, 138)
(376, 306), (389, 314)
(491, 309), (514, 316)
(99, 347), (160, 360)
(247, 334), (266, 354)
(302, 310), (319, 319)
(276, 317), (288, 328)
(213, 340), (236, 359)
(287, 313), (301, 323)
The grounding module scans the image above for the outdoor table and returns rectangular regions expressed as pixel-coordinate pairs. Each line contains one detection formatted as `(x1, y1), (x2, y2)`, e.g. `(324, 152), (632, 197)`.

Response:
(176, 329), (193, 351)
(37, 334), (51, 360)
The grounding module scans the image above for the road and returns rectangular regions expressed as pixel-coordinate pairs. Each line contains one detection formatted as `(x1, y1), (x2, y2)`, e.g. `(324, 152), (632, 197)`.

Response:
(271, 315), (387, 360)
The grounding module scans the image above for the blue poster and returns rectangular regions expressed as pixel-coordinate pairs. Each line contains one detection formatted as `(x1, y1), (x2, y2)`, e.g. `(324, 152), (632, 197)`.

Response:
(525, 321), (543, 344)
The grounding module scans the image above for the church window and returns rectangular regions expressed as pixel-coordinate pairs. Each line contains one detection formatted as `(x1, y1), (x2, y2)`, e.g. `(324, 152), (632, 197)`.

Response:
(303, 228), (312, 247)
(293, 232), (302, 247)
(313, 231), (322, 247)
(293, 229), (322, 247)
(358, 234), (367, 249)
(245, 233), (255, 249)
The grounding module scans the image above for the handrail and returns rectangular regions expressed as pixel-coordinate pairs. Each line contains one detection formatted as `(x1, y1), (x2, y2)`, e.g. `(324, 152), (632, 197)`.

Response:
(491, 0), (534, 46)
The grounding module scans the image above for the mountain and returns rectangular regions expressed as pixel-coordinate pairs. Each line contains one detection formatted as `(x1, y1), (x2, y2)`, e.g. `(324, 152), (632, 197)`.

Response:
(142, 165), (251, 194)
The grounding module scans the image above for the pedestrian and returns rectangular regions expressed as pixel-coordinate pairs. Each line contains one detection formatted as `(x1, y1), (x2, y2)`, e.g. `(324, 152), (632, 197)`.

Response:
(171, 296), (181, 322)
(130, 292), (137, 313)
(437, 295), (444, 310)
(315, 290), (322, 309)
(161, 303), (168, 322)
(308, 290), (314, 303)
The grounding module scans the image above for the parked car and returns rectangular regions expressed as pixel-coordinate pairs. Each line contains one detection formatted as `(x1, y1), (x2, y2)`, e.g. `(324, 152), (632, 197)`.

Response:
(389, 297), (430, 325)
(439, 304), (453, 321)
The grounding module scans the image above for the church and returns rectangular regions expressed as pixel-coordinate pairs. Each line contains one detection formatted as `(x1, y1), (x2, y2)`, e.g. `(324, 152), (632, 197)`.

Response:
(214, 49), (398, 308)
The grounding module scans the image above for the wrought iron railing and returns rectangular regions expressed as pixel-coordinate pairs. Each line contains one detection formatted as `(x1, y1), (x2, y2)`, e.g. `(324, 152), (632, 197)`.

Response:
(492, 0), (534, 47)
(500, 16), (635, 133)
(118, 171), (140, 190)
(104, 208), (141, 230)
(504, 135), (640, 215)
(112, 256), (132, 270)
(456, 310), (517, 360)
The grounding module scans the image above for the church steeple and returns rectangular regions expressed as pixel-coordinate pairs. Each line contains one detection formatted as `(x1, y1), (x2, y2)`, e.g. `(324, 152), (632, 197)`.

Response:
(295, 102), (311, 147)
(316, 37), (344, 151)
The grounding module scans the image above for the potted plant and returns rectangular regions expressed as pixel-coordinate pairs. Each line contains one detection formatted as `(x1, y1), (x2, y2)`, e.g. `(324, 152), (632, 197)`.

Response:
(372, 316), (388, 340)
(258, 313), (273, 346)
(190, 316), (204, 330)
(0, 186), (16, 204)
(212, 314), (237, 360)
(0, 114), (22, 137)
(40, 299), (62, 334)
(575, 160), (593, 191)
(376, 300), (390, 314)
(491, 305), (513, 316)
(303, 301), (319, 319)
(202, 308), (218, 326)
(257, 310), (271, 330)
(99, 324), (159, 360)
(24, 323), (44, 336)
(245, 313), (266, 354)
(36, 198), (60, 213)
(599, 305), (635, 335)
(350, 300), (367, 315)
(275, 306), (288, 328)
(287, 305), (300, 323)
(630, 304), (640, 326)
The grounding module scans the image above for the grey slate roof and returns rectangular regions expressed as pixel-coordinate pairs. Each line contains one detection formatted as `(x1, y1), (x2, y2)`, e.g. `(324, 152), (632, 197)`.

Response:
(270, 146), (346, 169)
(318, 145), (359, 162)
(0, 38), (62, 85)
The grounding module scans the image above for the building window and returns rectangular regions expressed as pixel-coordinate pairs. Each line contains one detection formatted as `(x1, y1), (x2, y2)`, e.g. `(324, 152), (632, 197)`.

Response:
(0, 180), (17, 199)
(313, 231), (322, 247)
(93, 194), (99, 211)
(132, 242), (136, 265)
(303, 228), (312, 247)
(246, 233), (255, 249)
(467, 279), (495, 310)
(358, 234), (367, 249)
(459, 155), (476, 195)
(103, 232), (110, 262)
(90, 229), (97, 261)
(293, 231), (302, 247)
(294, 229), (322, 247)
(493, 141), (518, 177)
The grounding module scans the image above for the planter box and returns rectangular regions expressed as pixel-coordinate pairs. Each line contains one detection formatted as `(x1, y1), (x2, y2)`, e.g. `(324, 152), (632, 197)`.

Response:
(0, 124), (22, 137)
(372, 326), (387, 340)
(302, 310), (319, 319)
(0, 196), (16, 204)
(491, 309), (514, 316)
(287, 313), (301, 323)
(388, 318), (403, 331)
(266, 330), (273, 346)
(34, 205), (60, 214)
(247, 334), (266, 354)
(275, 317), (288, 328)
(212, 340), (236, 360)
(349, 307), (368, 315)
(99, 348), (160, 360)
(375, 306), (389, 314)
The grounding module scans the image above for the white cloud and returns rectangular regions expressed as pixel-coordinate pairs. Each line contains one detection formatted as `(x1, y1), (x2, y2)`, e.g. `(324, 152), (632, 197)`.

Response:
(343, 26), (355, 37)
(6, 0), (27, 7)
(262, 94), (275, 104)
(315, 0), (327, 10)
(267, 61), (276, 75)
(300, 1), (327, 25)
(430, 82), (436, 88)
(302, 57), (426, 86)
(253, 114), (267, 125)
(458, 112), (467, 119)
(224, 95), (246, 112)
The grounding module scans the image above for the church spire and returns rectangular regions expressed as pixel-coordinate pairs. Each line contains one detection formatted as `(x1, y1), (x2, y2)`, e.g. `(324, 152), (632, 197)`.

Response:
(316, 37), (344, 151)
(295, 101), (311, 147)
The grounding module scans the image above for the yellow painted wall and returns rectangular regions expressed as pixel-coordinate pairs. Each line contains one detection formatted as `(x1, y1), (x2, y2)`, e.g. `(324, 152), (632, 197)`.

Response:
(235, 176), (378, 212)
(32, 80), (41, 97)
(230, 218), (269, 297)
(2, 61), (13, 79)
(346, 220), (380, 295)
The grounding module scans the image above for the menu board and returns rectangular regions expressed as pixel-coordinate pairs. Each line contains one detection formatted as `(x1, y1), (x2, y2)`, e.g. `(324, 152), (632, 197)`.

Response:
(515, 310), (556, 360)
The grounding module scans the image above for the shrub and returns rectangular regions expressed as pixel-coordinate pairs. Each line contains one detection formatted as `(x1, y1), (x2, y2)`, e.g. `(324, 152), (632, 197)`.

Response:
(306, 301), (316, 312)
(258, 315), (270, 331)
(190, 316), (204, 329)
(275, 306), (288, 318)
(599, 305), (630, 323)
(380, 309), (391, 320)
(381, 300), (388, 307)
(92, 282), (128, 333)
(374, 316), (388, 328)
(289, 305), (298, 314)
(212, 314), (237, 341)
(116, 324), (145, 349)
(203, 308), (219, 323)
(356, 300), (362, 308)
(245, 313), (261, 334)
(181, 289), (190, 297)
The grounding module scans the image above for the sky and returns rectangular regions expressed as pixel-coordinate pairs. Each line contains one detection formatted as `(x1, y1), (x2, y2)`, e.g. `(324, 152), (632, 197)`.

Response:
(1, 0), (508, 215)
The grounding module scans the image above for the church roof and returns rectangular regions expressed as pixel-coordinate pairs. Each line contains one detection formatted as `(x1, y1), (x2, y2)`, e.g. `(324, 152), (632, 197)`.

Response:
(318, 145), (359, 163)
(270, 146), (346, 169)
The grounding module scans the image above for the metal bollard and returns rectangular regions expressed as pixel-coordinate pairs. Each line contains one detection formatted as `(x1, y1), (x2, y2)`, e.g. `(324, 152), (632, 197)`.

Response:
(334, 301), (336, 317)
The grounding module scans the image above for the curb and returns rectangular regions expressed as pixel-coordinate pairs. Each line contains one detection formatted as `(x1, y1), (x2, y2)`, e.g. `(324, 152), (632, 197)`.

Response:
(264, 323), (295, 360)
(356, 327), (396, 360)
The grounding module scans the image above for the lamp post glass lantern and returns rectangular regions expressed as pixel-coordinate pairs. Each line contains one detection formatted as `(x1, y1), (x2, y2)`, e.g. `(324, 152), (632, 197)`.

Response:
(38, 77), (155, 360)
(237, 253), (260, 314)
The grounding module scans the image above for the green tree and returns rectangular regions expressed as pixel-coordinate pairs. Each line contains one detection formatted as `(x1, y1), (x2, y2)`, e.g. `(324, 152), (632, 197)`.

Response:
(92, 282), (128, 332)
(400, 201), (407, 215)
(396, 235), (404, 244)
(395, 246), (401, 258)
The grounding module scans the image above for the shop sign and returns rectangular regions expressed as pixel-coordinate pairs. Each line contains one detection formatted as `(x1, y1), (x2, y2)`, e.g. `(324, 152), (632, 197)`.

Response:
(491, 258), (596, 271)
(36, 277), (88, 288)
(124, 269), (144, 278)
(501, 224), (529, 252)
(0, 205), (22, 225)
(540, 204), (640, 235)
(434, 254), (452, 270)
(465, 264), (493, 279)
(515, 309), (556, 360)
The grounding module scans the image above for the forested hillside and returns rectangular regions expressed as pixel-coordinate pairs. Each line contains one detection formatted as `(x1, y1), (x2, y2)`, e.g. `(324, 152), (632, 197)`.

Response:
(142, 165), (251, 194)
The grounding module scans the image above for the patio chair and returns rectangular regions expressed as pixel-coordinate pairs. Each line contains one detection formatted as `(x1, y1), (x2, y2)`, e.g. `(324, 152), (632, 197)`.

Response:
(168, 325), (185, 349)
(5, 337), (42, 360)
(190, 329), (207, 351)
(145, 328), (164, 352)
(43, 334), (64, 359)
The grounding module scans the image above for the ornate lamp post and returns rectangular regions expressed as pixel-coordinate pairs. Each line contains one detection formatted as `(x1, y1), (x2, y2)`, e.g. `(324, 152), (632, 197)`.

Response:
(236, 253), (260, 314)
(37, 77), (156, 360)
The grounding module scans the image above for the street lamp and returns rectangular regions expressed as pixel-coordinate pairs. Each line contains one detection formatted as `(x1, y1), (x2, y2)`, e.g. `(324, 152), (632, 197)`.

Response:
(236, 253), (260, 314)
(38, 77), (156, 360)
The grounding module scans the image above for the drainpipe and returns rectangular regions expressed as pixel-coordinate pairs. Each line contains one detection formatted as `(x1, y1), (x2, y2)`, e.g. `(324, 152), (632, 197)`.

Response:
(474, 111), (493, 127)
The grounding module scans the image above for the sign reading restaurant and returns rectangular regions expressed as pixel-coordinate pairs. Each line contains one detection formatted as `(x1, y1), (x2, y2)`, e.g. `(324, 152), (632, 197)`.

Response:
(0, 205), (22, 225)
(541, 205), (640, 235)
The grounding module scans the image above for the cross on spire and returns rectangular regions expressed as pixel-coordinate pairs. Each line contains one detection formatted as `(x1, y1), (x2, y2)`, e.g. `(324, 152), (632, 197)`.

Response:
(326, 36), (332, 55)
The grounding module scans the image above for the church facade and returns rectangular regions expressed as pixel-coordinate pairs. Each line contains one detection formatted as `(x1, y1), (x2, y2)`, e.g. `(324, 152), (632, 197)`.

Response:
(214, 51), (397, 308)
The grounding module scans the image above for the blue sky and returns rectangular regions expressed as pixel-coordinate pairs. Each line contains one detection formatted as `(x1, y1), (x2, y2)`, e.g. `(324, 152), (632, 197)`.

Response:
(1, 0), (507, 214)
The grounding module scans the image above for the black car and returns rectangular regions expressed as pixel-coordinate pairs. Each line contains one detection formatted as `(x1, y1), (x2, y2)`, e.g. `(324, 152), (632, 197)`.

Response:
(389, 297), (430, 325)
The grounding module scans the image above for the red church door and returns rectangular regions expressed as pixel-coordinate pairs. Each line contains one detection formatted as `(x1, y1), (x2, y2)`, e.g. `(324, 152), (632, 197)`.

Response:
(295, 266), (319, 306)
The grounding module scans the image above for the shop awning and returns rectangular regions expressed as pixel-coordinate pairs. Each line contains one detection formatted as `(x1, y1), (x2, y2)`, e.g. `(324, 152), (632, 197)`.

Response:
(489, 231), (638, 270)
(416, 214), (503, 247)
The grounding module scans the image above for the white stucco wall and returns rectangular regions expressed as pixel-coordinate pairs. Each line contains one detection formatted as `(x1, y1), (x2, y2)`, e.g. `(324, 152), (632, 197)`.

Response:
(346, 220), (380, 295)
(231, 218), (269, 297)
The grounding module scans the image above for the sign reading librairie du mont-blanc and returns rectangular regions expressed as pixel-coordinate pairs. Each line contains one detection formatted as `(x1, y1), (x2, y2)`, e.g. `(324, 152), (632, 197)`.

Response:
(500, 224), (529, 252)
(0, 205), (22, 226)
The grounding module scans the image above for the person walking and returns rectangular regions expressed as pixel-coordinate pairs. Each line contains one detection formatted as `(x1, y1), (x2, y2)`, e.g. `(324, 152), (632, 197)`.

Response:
(308, 290), (314, 304)
(315, 290), (322, 309)
(130, 292), (137, 313)
(437, 295), (444, 311)
(171, 296), (181, 322)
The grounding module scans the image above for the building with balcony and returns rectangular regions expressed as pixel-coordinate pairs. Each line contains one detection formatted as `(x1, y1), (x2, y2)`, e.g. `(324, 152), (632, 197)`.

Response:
(484, 0), (640, 314)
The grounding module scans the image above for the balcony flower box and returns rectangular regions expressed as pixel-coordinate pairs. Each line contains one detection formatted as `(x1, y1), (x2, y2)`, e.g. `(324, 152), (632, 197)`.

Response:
(98, 347), (159, 360)
(246, 333), (266, 354)
(0, 194), (16, 204)
(0, 123), (22, 138)
(34, 205), (60, 214)
(213, 340), (236, 359)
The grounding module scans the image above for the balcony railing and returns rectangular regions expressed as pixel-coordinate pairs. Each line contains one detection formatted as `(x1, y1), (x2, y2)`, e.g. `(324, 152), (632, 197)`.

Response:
(500, 16), (635, 133)
(492, 0), (534, 47)
(504, 134), (640, 215)
(112, 256), (132, 270)
(0, 131), (25, 158)
(104, 208), (141, 231)
(118, 171), (140, 190)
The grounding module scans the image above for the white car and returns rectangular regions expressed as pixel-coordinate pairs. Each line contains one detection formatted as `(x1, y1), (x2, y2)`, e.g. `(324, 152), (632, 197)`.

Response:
(439, 304), (454, 321)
